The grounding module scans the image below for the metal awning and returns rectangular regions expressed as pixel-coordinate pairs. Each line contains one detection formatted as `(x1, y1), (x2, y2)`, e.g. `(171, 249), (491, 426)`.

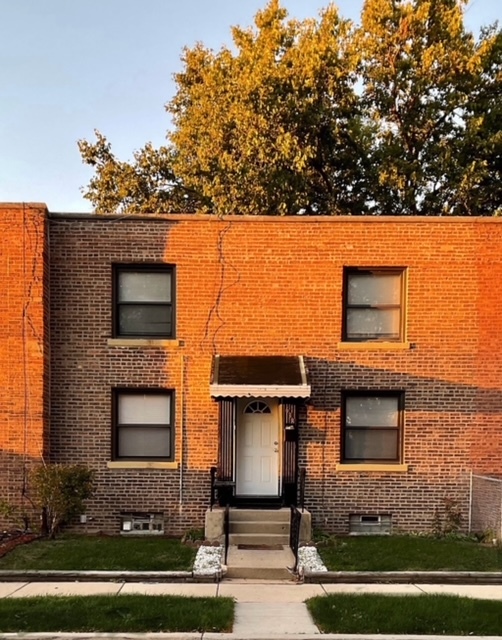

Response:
(210, 355), (310, 398)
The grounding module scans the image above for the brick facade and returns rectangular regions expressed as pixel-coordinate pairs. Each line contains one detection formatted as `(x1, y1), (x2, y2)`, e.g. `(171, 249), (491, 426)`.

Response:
(2, 207), (502, 535)
(0, 203), (49, 526)
(471, 475), (502, 539)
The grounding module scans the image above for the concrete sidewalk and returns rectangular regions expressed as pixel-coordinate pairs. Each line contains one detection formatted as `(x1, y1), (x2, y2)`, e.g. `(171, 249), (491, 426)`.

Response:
(2, 580), (502, 637)
(3, 579), (502, 600)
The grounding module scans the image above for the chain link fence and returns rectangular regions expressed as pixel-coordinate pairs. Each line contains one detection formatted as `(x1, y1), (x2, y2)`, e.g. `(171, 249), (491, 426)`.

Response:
(469, 473), (502, 540)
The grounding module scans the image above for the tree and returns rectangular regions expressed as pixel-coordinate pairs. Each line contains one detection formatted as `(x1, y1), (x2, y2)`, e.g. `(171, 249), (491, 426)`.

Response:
(358, 0), (501, 215)
(78, 133), (202, 215)
(168, 1), (372, 215)
(454, 27), (502, 215)
(79, 0), (501, 216)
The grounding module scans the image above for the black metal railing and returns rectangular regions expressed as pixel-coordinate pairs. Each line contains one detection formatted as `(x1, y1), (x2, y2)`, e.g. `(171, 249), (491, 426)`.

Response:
(289, 505), (302, 573)
(210, 466), (217, 510)
(224, 503), (230, 565)
(298, 467), (306, 512)
(210, 466), (236, 510)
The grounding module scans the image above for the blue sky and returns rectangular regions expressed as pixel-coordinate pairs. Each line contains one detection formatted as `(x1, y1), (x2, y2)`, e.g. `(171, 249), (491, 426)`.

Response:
(1, 0), (499, 212)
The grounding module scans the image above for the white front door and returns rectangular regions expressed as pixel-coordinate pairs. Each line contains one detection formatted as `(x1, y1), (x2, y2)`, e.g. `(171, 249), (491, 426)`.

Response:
(236, 400), (279, 496)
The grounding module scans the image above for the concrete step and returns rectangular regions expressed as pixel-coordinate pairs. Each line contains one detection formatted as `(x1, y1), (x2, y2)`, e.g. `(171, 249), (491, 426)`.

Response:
(230, 521), (290, 535)
(228, 532), (290, 546)
(225, 565), (293, 580)
(225, 545), (295, 580)
(230, 508), (290, 523)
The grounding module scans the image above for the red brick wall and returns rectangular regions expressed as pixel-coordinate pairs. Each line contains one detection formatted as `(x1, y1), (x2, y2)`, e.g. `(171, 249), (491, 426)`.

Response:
(0, 203), (49, 527)
(473, 223), (502, 476)
(45, 214), (502, 535)
(471, 475), (502, 539)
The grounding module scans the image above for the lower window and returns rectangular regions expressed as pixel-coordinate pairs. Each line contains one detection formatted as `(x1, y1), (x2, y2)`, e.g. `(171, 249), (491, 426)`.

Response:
(113, 390), (174, 461)
(121, 512), (164, 535)
(342, 392), (403, 463)
(349, 514), (392, 535)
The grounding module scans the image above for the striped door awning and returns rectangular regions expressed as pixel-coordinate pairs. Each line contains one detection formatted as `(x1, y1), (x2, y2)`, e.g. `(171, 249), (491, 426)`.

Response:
(210, 355), (310, 399)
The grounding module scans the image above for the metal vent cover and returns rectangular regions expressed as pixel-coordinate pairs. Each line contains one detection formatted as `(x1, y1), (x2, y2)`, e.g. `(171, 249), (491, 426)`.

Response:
(120, 512), (164, 535)
(349, 513), (392, 535)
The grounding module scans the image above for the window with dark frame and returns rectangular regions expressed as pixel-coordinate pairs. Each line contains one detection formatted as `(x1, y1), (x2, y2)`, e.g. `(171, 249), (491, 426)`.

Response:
(114, 266), (174, 338)
(343, 268), (405, 342)
(342, 392), (403, 463)
(113, 390), (174, 461)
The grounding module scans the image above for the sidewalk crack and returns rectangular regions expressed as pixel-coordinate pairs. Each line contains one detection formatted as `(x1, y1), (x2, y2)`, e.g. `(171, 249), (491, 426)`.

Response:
(6, 582), (30, 598)
(414, 583), (427, 594)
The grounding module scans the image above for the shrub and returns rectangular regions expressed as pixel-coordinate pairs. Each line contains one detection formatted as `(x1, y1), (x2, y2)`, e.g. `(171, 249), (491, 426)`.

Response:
(431, 497), (463, 538)
(0, 498), (33, 532)
(30, 465), (95, 538)
(181, 528), (205, 544)
(312, 528), (338, 547)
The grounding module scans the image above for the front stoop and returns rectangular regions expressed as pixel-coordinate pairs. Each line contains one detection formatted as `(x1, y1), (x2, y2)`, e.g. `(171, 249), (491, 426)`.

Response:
(205, 507), (312, 545)
(228, 508), (290, 547)
(206, 507), (311, 579)
(224, 509), (294, 579)
(225, 545), (296, 580)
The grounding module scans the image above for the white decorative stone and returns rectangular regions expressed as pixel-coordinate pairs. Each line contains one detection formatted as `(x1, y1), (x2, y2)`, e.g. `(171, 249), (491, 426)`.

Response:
(297, 545), (328, 573)
(193, 545), (223, 575)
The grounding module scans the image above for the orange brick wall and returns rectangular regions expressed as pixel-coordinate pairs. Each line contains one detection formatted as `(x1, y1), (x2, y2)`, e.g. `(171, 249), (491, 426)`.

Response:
(473, 223), (502, 475)
(46, 214), (502, 535)
(0, 203), (49, 526)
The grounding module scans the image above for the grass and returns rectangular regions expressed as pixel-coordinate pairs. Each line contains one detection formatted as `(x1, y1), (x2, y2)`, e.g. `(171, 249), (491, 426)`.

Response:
(0, 594), (234, 633)
(307, 593), (502, 635)
(0, 535), (197, 571)
(317, 535), (502, 571)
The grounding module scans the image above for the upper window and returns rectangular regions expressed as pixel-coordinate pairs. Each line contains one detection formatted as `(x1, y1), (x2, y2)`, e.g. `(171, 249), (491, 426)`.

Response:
(114, 266), (174, 337)
(343, 268), (405, 342)
(113, 390), (174, 461)
(342, 392), (403, 463)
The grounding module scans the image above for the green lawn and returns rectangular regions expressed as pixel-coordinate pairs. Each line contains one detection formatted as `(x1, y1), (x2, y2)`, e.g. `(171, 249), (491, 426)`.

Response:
(0, 595), (234, 633)
(0, 535), (197, 571)
(317, 535), (502, 571)
(307, 594), (502, 635)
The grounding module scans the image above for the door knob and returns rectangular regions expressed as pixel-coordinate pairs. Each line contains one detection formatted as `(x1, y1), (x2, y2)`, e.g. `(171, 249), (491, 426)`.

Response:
(274, 441), (279, 445)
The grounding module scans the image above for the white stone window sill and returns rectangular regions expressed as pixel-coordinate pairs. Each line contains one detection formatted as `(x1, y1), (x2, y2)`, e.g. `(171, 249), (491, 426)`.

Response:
(107, 461), (179, 470)
(107, 338), (182, 348)
(336, 463), (409, 472)
(337, 342), (410, 351)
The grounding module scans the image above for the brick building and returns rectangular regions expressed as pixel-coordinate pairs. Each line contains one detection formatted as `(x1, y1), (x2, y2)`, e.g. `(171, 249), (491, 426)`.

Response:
(1, 204), (50, 524)
(2, 202), (501, 536)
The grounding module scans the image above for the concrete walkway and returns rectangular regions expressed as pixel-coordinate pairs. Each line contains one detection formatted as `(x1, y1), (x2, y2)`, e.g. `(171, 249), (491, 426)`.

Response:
(226, 545), (295, 579)
(233, 601), (319, 635)
(4, 579), (502, 601)
(3, 580), (502, 636)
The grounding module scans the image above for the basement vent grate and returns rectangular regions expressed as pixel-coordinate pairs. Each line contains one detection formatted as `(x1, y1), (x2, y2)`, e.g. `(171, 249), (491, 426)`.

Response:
(120, 512), (164, 535)
(349, 513), (392, 535)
